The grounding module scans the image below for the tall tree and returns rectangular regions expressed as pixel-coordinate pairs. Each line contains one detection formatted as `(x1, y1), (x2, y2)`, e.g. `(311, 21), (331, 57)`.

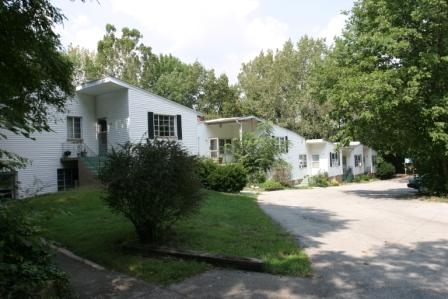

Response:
(315, 0), (448, 193)
(69, 24), (238, 114)
(67, 45), (100, 85)
(0, 0), (74, 168)
(238, 36), (328, 138)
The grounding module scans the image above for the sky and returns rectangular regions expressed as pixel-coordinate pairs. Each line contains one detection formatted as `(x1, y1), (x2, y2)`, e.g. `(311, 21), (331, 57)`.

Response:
(53, 0), (354, 83)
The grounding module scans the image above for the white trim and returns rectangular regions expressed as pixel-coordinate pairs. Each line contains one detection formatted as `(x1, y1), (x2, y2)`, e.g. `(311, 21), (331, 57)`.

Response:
(77, 76), (201, 116)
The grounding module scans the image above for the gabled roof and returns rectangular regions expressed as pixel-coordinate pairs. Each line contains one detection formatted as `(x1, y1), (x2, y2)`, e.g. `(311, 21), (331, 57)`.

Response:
(76, 76), (201, 115)
(204, 116), (263, 125)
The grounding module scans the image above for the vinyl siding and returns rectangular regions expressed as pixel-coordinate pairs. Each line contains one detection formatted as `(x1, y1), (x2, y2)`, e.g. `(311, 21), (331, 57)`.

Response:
(96, 89), (130, 150)
(0, 96), (96, 198)
(127, 88), (199, 155)
(271, 125), (308, 180)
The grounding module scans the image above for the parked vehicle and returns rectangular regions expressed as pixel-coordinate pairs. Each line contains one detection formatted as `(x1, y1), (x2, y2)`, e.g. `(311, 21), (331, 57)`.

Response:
(407, 174), (430, 193)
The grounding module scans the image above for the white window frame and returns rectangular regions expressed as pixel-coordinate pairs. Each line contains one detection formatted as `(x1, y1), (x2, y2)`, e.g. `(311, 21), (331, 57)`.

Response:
(312, 154), (320, 168)
(330, 152), (340, 167)
(154, 114), (177, 138)
(275, 136), (287, 153)
(354, 154), (362, 167)
(210, 138), (232, 163)
(67, 116), (82, 141)
(299, 154), (307, 168)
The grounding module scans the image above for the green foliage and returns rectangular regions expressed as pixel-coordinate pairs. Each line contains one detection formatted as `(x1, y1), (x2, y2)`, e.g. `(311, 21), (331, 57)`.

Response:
(0, 205), (72, 298)
(376, 162), (396, 180)
(238, 36), (330, 138)
(232, 122), (284, 183)
(353, 174), (372, 183)
(314, 0), (448, 193)
(309, 172), (331, 187)
(330, 179), (340, 186)
(271, 160), (293, 187)
(21, 187), (311, 283)
(0, 0), (74, 168)
(197, 159), (247, 192)
(68, 24), (240, 116)
(260, 180), (285, 191)
(98, 140), (204, 243)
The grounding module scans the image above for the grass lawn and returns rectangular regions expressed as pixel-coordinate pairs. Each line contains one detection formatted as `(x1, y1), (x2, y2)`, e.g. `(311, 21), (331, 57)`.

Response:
(19, 187), (311, 284)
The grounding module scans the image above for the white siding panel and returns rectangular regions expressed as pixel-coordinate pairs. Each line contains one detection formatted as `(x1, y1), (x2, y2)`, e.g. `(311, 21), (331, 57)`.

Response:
(67, 95), (97, 154)
(326, 142), (343, 178)
(352, 145), (364, 175)
(128, 89), (199, 155)
(96, 89), (130, 150)
(272, 125), (308, 180)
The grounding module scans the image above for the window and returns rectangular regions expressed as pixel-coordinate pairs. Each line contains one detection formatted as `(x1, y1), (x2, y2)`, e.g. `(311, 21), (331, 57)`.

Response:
(299, 154), (307, 168)
(210, 138), (232, 162)
(354, 154), (362, 167)
(312, 154), (320, 168)
(57, 168), (78, 191)
(219, 139), (232, 155)
(67, 116), (82, 140)
(372, 155), (377, 166)
(210, 139), (218, 158)
(154, 114), (176, 138)
(275, 136), (288, 153)
(330, 152), (340, 167)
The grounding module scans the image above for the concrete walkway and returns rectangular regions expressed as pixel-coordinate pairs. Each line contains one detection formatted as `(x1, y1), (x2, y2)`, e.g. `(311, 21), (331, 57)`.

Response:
(57, 178), (448, 298)
(54, 249), (184, 298)
(170, 178), (448, 298)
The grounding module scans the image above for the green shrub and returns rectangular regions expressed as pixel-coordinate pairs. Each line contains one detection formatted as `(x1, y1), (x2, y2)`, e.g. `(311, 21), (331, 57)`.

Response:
(260, 180), (285, 191)
(196, 158), (218, 189)
(353, 174), (371, 183)
(207, 163), (248, 193)
(0, 205), (72, 298)
(249, 170), (266, 184)
(271, 160), (292, 187)
(99, 140), (204, 243)
(376, 162), (396, 179)
(330, 179), (340, 186)
(309, 172), (331, 187)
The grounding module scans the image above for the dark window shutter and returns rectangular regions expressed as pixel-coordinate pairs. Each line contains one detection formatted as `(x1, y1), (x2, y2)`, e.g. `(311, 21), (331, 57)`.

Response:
(148, 112), (154, 139)
(177, 114), (182, 140)
(285, 136), (288, 153)
(330, 153), (333, 167)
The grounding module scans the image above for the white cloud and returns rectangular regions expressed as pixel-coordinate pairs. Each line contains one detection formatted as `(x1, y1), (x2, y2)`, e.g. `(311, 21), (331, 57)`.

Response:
(315, 14), (348, 45)
(55, 14), (103, 50)
(110, 0), (289, 82)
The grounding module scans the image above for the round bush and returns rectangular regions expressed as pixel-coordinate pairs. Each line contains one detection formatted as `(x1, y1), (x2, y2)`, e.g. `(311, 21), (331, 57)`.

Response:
(376, 162), (396, 179)
(196, 158), (218, 189)
(260, 180), (285, 191)
(99, 140), (204, 243)
(207, 163), (247, 193)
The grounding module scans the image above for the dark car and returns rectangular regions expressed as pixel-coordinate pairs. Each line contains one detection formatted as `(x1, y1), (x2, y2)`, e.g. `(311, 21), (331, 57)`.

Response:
(407, 174), (430, 193)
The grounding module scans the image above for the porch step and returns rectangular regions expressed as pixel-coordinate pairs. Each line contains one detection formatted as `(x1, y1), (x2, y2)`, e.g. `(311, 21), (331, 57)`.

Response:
(79, 155), (107, 176)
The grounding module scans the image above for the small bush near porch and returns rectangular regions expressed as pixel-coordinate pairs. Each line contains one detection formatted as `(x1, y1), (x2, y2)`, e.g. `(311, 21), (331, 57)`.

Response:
(20, 187), (311, 284)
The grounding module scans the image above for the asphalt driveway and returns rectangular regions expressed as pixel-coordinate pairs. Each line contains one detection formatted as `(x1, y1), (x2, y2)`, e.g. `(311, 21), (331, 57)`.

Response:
(171, 178), (448, 298)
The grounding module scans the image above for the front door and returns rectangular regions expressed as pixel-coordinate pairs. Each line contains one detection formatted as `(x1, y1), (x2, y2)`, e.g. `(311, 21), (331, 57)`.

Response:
(98, 119), (108, 155)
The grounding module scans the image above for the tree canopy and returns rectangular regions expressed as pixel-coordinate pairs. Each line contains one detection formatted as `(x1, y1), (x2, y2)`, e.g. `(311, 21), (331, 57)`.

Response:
(313, 0), (448, 192)
(238, 36), (330, 138)
(68, 24), (239, 117)
(0, 0), (74, 168)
